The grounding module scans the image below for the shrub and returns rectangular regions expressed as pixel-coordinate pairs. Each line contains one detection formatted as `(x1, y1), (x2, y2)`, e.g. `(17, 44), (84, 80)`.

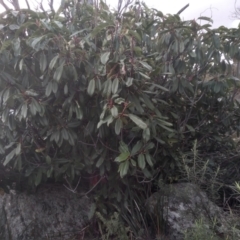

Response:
(0, 0), (240, 238)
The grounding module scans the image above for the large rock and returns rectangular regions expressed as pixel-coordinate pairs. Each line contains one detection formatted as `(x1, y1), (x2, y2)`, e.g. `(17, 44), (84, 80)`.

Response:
(146, 183), (240, 240)
(0, 185), (91, 240)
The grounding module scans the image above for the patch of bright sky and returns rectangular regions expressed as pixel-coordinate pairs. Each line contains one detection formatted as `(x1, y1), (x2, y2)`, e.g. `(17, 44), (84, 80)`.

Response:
(1, 0), (240, 28)
(106, 0), (240, 28)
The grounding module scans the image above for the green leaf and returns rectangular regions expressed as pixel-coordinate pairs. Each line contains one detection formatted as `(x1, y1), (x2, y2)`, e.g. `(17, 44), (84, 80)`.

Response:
(9, 24), (19, 30)
(145, 153), (153, 167)
(61, 128), (69, 140)
(156, 119), (173, 127)
(128, 114), (147, 129)
(131, 141), (142, 155)
(130, 159), (136, 167)
(19, 59), (24, 70)
(3, 88), (10, 103)
(115, 98), (125, 104)
(139, 60), (152, 71)
(112, 78), (119, 94)
(53, 61), (64, 82)
(115, 118), (122, 135)
(21, 103), (28, 119)
(52, 82), (58, 94)
(91, 22), (113, 37)
(114, 152), (130, 162)
(139, 72), (150, 79)
(101, 52), (110, 65)
(118, 161), (129, 178)
(138, 153), (146, 170)
(126, 77), (133, 87)
(141, 94), (155, 110)
(49, 55), (59, 69)
(213, 35), (220, 49)
(35, 170), (42, 186)
(142, 168), (152, 178)
(145, 142), (155, 150)
(45, 82), (52, 96)
(15, 143), (21, 155)
(25, 90), (38, 97)
(96, 156), (104, 168)
(111, 106), (118, 117)
(39, 52), (47, 72)
(64, 84), (68, 95)
(87, 79), (96, 96)
(143, 128), (151, 142)
(119, 141), (129, 153)
(186, 124), (195, 134)
(147, 83), (169, 92)
(3, 148), (16, 166)
(103, 79), (112, 97)
(197, 16), (213, 23)
(31, 36), (44, 48)
(46, 156), (51, 164)
(157, 123), (174, 132)
(88, 203), (96, 220)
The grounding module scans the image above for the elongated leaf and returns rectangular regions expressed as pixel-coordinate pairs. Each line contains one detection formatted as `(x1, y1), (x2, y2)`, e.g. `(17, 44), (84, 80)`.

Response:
(128, 114), (147, 129)
(45, 82), (52, 96)
(96, 157), (104, 168)
(139, 60), (152, 71)
(111, 106), (118, 117)
(101, 52), (110, 65)
(46, 156), (51, 164)
(35, 170), (42, 186)
(49, 55), (59, 69)
(87, 79), (96, 96)
(139, 72), (150, 79)
(114, 152), (130, 162)
(138, 153), (146, 170)
(145, 153), (153, 167)
(112, 78), (119, 94)
(147, 83), (169, 92)
(156, 119), (173, 127)
(131, 141), (142, 155)
(39, 52), (47, 72)
(115, 118), (122, 135)
(21, 103), (28, 119)
(15, 143), (21, 155)
(126, 77), (133, 87)
(119, 141), (129, 153)
(53, 61), (64, 82)
(198, 16), (213, 23)
(3, 148), (16, 166)
(118, 161), (129, 178)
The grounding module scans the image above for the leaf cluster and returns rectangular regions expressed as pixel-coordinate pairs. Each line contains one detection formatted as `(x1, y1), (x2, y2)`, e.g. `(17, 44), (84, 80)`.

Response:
(0, 0), (239, 212)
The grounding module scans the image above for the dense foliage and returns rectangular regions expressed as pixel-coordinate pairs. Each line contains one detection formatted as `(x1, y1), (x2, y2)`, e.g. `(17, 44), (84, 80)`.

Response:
(0, 0), (240, 237)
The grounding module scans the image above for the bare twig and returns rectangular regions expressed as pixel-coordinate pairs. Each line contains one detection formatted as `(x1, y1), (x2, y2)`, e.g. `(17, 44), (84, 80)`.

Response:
(63, 175), (81, 193)
(82, 176), (105, 196)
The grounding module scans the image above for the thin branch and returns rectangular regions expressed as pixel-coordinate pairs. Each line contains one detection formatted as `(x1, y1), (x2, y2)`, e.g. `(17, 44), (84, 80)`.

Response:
(82, 176), (105, 196)
(7, 0), (20, 10)
(0, 0), (10, 10)
(25, 0), (30, 9)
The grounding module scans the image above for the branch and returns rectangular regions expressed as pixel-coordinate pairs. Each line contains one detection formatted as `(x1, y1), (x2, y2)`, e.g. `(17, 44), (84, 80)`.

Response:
(25, 0), (30, 9)
(177, 3), (189, 15)
(0, 0), (10, 10)
(7, 0), (20, 10)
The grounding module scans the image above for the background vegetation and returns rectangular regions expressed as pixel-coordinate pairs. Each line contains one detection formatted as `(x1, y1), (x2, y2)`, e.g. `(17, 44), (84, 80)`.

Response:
(0, 0), (240, 238)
